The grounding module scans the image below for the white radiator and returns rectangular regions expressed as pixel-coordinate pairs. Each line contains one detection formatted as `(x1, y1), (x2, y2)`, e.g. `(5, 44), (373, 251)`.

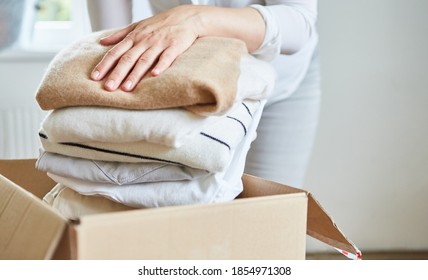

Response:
(0, 106), (47, 159)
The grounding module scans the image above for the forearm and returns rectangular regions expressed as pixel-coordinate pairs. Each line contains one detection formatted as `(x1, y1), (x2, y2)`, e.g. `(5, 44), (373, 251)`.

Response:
(192, 6), (266, 53)
(91, 4), (266, 91)
(191, 2), (317, 57)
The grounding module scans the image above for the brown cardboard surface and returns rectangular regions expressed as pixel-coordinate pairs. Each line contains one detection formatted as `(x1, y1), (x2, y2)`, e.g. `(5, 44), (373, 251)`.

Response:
(0, 175), (67, 259)
(0, 159), (56, 199)
(52, 225), (72, 260)
(0, 159), (360, 260)
(307, 193), (358, 256)
(242, 174), (360, 257)
(72, 193), (307, 260)
(240, 173), (304, 197)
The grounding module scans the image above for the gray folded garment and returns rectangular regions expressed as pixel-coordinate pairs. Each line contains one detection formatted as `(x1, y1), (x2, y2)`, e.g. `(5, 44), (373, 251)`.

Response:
(36, 150), (209, 185)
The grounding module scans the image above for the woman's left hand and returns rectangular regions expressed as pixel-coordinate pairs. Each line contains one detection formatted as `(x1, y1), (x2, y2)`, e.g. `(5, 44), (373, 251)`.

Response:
(91, 5), (203, 92)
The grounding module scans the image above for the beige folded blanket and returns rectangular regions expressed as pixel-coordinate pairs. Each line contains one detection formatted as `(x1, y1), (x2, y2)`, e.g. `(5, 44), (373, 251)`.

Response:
(35, 30), (247, 115)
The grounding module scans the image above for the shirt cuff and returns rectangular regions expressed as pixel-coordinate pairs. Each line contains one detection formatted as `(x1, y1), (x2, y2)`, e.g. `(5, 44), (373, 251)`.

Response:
(249, 4), (281, 61)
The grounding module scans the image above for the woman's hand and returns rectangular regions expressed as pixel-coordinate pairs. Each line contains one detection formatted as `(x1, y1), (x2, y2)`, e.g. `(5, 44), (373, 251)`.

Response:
(91, 5), (203, 92)
(90, 5), (265, 92)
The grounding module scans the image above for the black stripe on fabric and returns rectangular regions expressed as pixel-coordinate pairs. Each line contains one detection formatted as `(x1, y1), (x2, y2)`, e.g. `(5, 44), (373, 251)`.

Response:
(200, 132), (231, 150)
(242, 102), (253, 117)
(39, 133), (183, 166)
(39, 132), (48, 139)
(226, 116), (247, 135)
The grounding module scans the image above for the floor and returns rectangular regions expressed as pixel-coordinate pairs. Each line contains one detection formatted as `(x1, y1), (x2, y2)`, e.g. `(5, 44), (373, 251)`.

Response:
(306, 251), (428, 260)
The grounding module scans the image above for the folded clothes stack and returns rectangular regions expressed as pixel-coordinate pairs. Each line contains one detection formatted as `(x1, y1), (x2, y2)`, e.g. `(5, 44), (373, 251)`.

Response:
(34, 29), (275, 219)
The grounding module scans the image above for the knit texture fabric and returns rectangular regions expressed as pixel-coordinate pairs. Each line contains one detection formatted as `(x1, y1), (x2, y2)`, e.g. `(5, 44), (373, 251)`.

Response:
(35, 29), (247, 115)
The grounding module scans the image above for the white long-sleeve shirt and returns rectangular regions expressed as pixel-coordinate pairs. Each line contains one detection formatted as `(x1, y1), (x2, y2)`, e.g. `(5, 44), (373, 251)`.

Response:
(145, 0), (319, 101)
(89, 0), (319, 101)
(148, 0), (317, 59)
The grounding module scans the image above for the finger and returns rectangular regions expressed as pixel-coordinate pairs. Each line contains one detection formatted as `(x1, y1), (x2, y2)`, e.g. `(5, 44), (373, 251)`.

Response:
(99, 23), (136, 46)
(103, 45), (150, 91)
(121, 46), (164, 91)
(151, 47), (179, 76)
(91, 36), (134, 82)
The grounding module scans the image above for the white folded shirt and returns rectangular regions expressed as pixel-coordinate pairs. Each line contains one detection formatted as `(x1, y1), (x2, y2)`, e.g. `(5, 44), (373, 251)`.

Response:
(43, 184), (135, 219)
(39, 100), (261, 173)
(40, 54), (275, 147)
(41, 104), (226, 148)
(45, 100), (266, 208)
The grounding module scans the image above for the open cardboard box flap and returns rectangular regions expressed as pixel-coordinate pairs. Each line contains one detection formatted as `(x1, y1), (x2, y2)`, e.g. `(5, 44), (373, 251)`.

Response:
(0, 160), (67, 260)
(0, 159), (360, 260)
(241, 174), (361, 260)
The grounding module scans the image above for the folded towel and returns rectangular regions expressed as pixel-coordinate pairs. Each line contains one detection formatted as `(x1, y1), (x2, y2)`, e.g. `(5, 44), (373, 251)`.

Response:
(44, 101), (265, 209)
(39, 100), (261, 172)
(40, 54), (275, 147)
(36, 150), (208, 185)
(35, 29), (247, 116)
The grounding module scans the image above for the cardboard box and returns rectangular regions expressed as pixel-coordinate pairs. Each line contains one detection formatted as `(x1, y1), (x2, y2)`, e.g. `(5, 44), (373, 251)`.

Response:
(0, 159), (361, 260)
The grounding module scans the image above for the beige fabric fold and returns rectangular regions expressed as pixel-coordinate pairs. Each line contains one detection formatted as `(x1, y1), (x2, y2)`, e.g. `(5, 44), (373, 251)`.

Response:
(35, 29), (247, 115)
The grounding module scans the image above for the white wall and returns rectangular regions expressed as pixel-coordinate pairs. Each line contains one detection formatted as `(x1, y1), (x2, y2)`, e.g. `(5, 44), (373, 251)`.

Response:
(0, 56), (50, 158)
(305, 0), (428, 252)
(0, 0), (427, 254)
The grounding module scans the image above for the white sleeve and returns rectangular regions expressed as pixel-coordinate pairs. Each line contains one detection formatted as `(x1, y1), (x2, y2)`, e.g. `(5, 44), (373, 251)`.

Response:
(86, 0), (133, 31)
(250, 0), (318, 61)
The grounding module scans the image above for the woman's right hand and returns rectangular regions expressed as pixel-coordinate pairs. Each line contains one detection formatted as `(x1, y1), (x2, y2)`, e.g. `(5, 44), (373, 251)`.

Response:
(91, 5), (203, 92)
(90, 5), (265, 92)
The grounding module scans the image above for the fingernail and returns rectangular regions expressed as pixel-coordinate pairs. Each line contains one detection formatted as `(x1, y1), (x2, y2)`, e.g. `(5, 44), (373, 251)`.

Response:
(106, 80), (115, 89)
(92, 70), (100, 80)
(152, 68), (160, 76)
(124, 80), (133, 90)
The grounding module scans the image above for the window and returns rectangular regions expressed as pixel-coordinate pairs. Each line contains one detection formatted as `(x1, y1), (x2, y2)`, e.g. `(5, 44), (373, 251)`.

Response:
(36, 0), (71, 21)
(15, 0), (91, 52)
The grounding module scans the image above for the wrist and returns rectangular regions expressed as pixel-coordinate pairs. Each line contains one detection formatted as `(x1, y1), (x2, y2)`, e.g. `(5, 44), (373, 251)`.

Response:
(191, 6), (265, 52)
(189, 6), (217, 38)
